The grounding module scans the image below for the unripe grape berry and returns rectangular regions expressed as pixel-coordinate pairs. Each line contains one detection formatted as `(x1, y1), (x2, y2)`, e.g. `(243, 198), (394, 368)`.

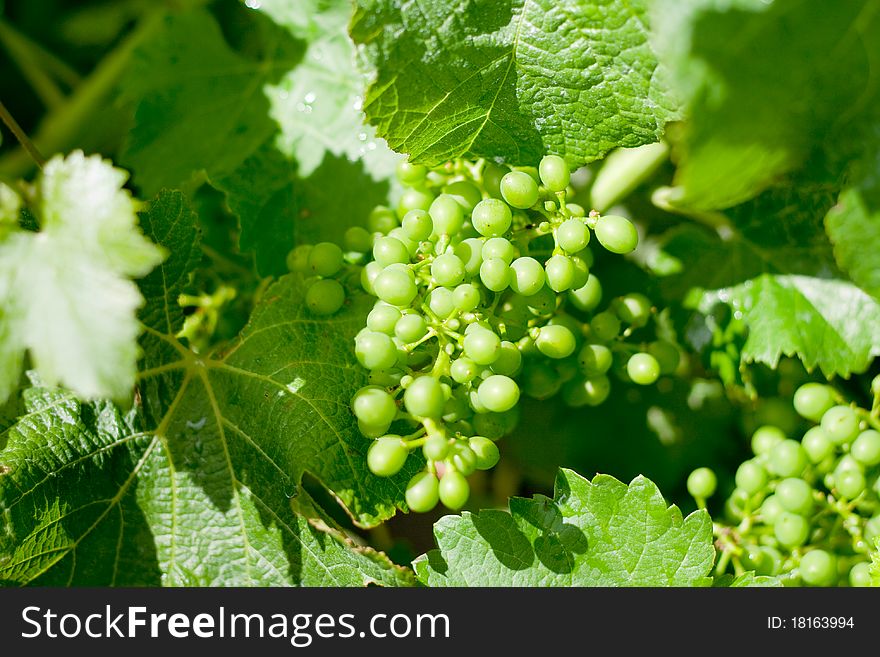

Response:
(360, 261), (382, 294)
(397, 188), (435, 218)
(627, 353), (660, 385)
(793, 382), (836, 421)
(482, 162), (508, 198)
(536, 325), (577, 359)
(767, 439), (808, 478)
(687, 467), (717, 499)
(821, 405), (860, 444)
(429, 194), (464, 234)
(373, 267), (417, 307)
(442, 180), (482, 212)
(799, 550), (836, 586)
(368, 206), (398, 233)
(557, 218), (590, 253)
(367, 436), (409, 477)
(406, 472), (440, 512)
(450, 357), (480, 384)
(491, 341), (523, 376)
(404, 376), (446, 418)
(482, 237), (516, 264)
(308, 242), (345, 277)
(562, 375), (611, 407)
(522, 362), (563, 400)
(774, 512), (810, 548)
(469, 436), (500, 470)
(800, 426), (833, 463)
(352, 386), (397, 427)
(569, 255), (590, 289)
(578, 343), (613, 376)
(286, 244), (313, 273)
(472, 198), (513, 236)
(401, 209), (433, 241)
(590, 311), (620, 342)
(849, 562), (872, 587)
(526, 286), (557, 315)
(344, 226), (373, 253)
(439, 470), (470, 510)
(851, 430), (880, 466)
(452, 283), (481, 312)
(836, 469), (866, 499)
(427, 287), (456, 318)
(775, 478), (813, 516)
(449, 442), (477, 475)
(464, 328), (502, 365)
(568, 274), (602, 312)
(538, 154), (570, 192)
(507, 257), (545, 296)
(594, 214), (638, 254)
(373, 236), (410, 267)
(306, 279), (345, 315)
(395, 313), (428, 343)
(735, 460), (768, 495)
(477, 375), (520, 412)
(760, 495), (784, 524)
(544, 254), (576, 292)
(500, 171), (539, 209)
(480, 258), (512, 292)
(613, 293), (652, 327)
(355, 331), (398, 370)
(431, 253), (466, 287)
(396, 160), (427, 184)
(423, 434), (450, 461)
(751, 425), (786, 455)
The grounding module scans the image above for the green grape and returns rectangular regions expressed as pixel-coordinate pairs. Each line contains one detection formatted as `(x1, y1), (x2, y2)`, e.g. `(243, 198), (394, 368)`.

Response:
(536, 325), (576, 359)
(544, 254), (576, 292)
(401, 209), (433, 241)
(500, 171), (539, 209)
(423, 434), (450, 461)
(567, 203), (586, 217)
(687, 467), (717, 499)
(427, 287), (456, 318)
(526, 286), (557, 315)
(286, 244), (313, 273)
(368, 206), (398, 233)
(627, 353), (660, 385)
(482, 237), (516, 264)
(395, 313), (428, 343)
(397, 188), (435, 218)
(306, 279), (345, 315)
(451, 283), (479, 312)
(751, 425), (787, 455)
(469, 436), (500, 470)
(849, 562), (872, 587)
(396, 160), (427, 184)
(562, 375), (611, 407)
(439, 470), (470, 510)
(522, 361), (563, 399)
(373, 236), (410, 267)
(450, 357), (480, 384)
(482, 162), (508, 198)
(477, 374), (520, 412)
(367, 303), (402, 335)
(613, 293), (651, 327)
(767, 440), (808, 478)
(793, 382), (836, 421)
(836, 469), (866, 499)
(821, 405), (861, 444)
(774, 512), (810, 548)
(578, 343), (613, 376)
(556, 218), (590, 253)
(454, 237), (485, 276)
(835, 454), (862, 474)
(352, 386), (398, 427)
(865, 515), (880, 543)
(800, 426), (833, 463)
(367, 436), (409, 477)
(387, 227), (419, 256)
(491, 341), (523, 376)
(760, 495), (784, 524)
(735, 460), (768, 495)
(344, 226), (373, 253)
(373, 264), (417, 305)
(472, 198), (513, 237)
(429, 194), (464, 234)
(569, 255), (590, 290)
(464, 327), (502, 365)
(431, 253), (466, 287)
(358, 418), (391, 439)
(509, 257), (546, 296)
(406, 472), (440, 512)
(308, 242), (345, 277)
(799, 550), (836, 586)
(590, 311), (620, 342)
(851, 430), (880, 466)
(775, 478), (813, 516)
(404, 376), (446, 418)
(480, 258), (512, 292)
(538, 154), (570, 192)
(568, 274), (602, 312)
(648, 341), (680, 375)
(355, 331), (398, 370)
(449, 442), (477, 475)
(594, 214), (638, 254)
(361, 261), (382, 294)
(442, 180), (482, 212)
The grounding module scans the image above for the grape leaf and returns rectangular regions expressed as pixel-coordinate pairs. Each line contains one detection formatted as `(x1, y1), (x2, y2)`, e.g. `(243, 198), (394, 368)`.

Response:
(721, 572), (782, 588)
(0, 190), (414, 586)
(119, 8), (303, 193)
(699, 275), (880, 379)
(414, 469), (714, 586)
(653, 0), (880, 210)
(0, 151), (164, 404)
(350, 0), (678, 168)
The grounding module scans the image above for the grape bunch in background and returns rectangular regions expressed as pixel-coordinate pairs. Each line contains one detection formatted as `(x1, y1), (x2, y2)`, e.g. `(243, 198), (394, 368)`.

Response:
(289, 155), (680, 513)
(689, 382), (880, 586)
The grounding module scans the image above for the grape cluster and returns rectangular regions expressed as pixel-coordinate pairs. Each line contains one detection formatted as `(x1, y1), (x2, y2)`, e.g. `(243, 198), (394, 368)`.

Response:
(689, 383), (880, 586)
(290, 156), (676, 512)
